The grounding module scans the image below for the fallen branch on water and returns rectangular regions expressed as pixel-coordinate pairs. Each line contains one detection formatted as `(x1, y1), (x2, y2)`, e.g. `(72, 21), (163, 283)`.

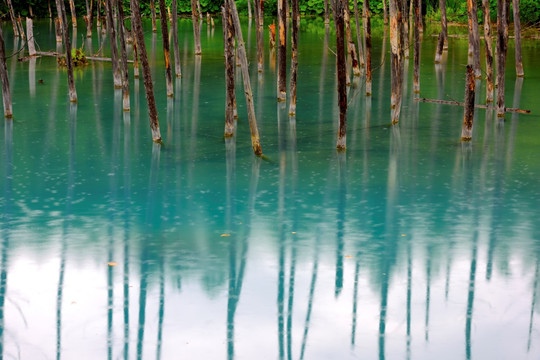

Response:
(415, 97), (531, 114)
(35, 51), (133, 63)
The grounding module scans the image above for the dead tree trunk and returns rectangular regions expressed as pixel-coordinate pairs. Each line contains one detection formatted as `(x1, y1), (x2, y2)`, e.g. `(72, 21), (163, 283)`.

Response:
(69, 0), (77, 28)
(0, 27), (13, 118)
(324, 0), (330, 24)
(133, 39), (140, 78)
(461, 65), (475, 141)
(17, 16), (26, 41)
(382, 0), (389, 25)
(344, 5), (361, 77)
(171, 0), (182, 77)
(289, 0), (299, 115)
(483, 0), (494, 103)
(191, 0), (202, 55)
(496, 0), (509, 116)
(105, 0), (122, 88)
(26, 18), (37, 56)
(389, 0), (403, 124)
(334, 0), (347, 150)
(247, 0), (252, 19)
(97, 0), (102, 27)
(402, 0), (409, 58)
(151, 0), (158, 32)
(158, 0), (174, 97)
(131, 0), (162, 142)
(513, 0), (524, 77)
(277, 0), (287, 101)
(253, 0), (264, 72)
(353, 0), (365, 68)
(467, 0), (481, 78)
(413, 0), (420, 93)
(222, 4), (235, 137)
(55, 0), (78, 103)
(84, 0), (93, 38)
(116, 0), (130, 111)
(365, 0), (372, 95)
(434, 0), (447, 63)
(55, 17), (63, 43)
(5, 0), (19, 37)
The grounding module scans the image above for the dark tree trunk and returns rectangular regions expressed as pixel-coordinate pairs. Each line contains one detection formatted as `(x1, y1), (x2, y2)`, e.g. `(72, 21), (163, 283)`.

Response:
(413, 0), (420, 93)
(402, 0), (409, 59)
(55, 0), (78, 103)
(277, 0), (287, 101)
(467, 0), (481, 78)
(434, 0), (447, 63)
(353, 0), (365, 69)
(365, 0), (372, 95)
(6, 0), (19, 37)
(227, 0), (263, 156)
(289, 0), (299, 115)
(105, 0), (122, 88)
(389, 0), (403, 124)
(344, 3), (361, 77)
(483, 0), (494, 103)
(513, 0), (524, 77)
(151, 0), (157, 32)
(191, 0), (202, 55)
(334, 0), (347, 150)
(116, 0), (130, 111)
(496, 0), (509, 116)
(222, 4), (236, 137)
(171, 0), (182, 77)
(0, 27), (13, 118)
(131, 0), (162, 142)
(253, 0), (264, 72)
(461, 65), (475, 141)
(158, 0), (174, 97)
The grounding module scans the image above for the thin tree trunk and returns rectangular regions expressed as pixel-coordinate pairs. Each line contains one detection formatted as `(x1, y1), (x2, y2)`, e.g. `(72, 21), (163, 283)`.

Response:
(116, 0), (130, 111)
(17, 16), (26, 41)
(5, 0), (19, 37)
(191, 0), (202, 55)
(84, 0), (93, 38)
(222, 4), (235, 137)
(413, 0), (420, 93)
(461, 65), (475, 141)
(133, 39), (140, 78)
(496, 0), (509, 116)
(0, 27), (13, 118)
(324, 0), (330, 24)
(402, 0), (409, 58)
(131, 0), (162, 142)
(247, 0), (252, 19)
(171, 0), (182, 77)
(105, 0), (122, 88)
(353, 0), (365, 68)
(344, 5), (361, 77)
(151, 0), (158, 32)
(227, 0), (262, 155)
(56, 0), (78, 103)
(158, 0), (174, 97)
(69, 0), (77, 28)
(382, 0), (388, 25)
(334, 0), (347, 150)
(197, 0), (203, 22)
(389, 0), (403, 124)
(97, 0), (102, 27)
(55, 17), (63, 43)
(483, 0), (494, 102)
(253, 0), (264, 72)
(434, 0), (446, 62)
(467, 0), (481, 78)
(277, 0), (287, 101)
(513, 0), (524, 77)
(365, 0), (372, 95)
(26, 18), (37, 56)
(48, 0), (53, 18)
(289, 0), (299, 115)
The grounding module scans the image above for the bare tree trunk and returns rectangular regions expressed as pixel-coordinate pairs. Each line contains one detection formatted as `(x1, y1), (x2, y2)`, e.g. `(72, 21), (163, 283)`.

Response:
(353, 0), (365, 68)
(227, 0), (263, 156)
(365, 0), (372, 95)
(513, 0), (524, 77)
(191, 0), (202, 55)
(389, 0), (403, 124)
(483, 0), (494, 103)
(133, 39), (140, 78)
(17, 16), (26, 41)
(324, 0), (330, 24)
(222, 4), (235, 137)
(55, 17), (63, 43)
(5, 0), (19, 37)
(413, 0), (420, 93)
(56, 0), (78, 103)
(158, 0), (174, 97)
(151, 0), (157, 32)
(197, 0), (203, 22)
(496, 0), (509, 116)
(105, 0), (122, 88)
(247, 0), (252, 19)
(171, 0), (182, 77)
(26, 18), (37, 56)
(69, 0), (77, 28)
(467, 0), (481, 78)
(116, 0), (130, 111)
(253, 0), (264, 72)
(84, 0), (93, 38)
(334, 0), (347, 150)
(402, 0), (409, 58)
(344, 5), (361, 77)
(289, 0), (299, 115)
(461, 65), (475, 141)
(0, 27), (13, 118)
(277, 0), (287, 101)
(48, 0), (53, 18)
(382, 0), (388, 25)
(434, 0), (447, 63)
(131, 0), (162, 142)
(97, 0), (102, 27)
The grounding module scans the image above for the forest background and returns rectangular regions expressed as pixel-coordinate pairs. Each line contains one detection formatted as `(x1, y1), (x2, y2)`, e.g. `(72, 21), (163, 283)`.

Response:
(1, 0), (539, 26)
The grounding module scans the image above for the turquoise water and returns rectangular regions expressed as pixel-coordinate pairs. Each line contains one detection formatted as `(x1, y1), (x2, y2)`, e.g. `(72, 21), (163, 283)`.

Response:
(1, 17), (540, 359)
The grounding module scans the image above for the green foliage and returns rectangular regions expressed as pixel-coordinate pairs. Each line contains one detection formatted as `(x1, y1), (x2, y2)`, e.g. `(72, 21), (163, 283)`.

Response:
(58, 47), (88, 67)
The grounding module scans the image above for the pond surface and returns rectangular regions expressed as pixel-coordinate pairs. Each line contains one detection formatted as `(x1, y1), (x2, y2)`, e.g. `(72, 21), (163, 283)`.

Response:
(1, 16), (540, 360)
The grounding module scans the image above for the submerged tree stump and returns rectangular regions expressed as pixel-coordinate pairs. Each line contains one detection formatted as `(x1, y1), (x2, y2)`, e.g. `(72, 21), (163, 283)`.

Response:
(365, 0), (372, 95)
(84, 0), (93, 38)
(26, 18), (37, 57)
(496, 0), (509, 116)
(413, 0), (420, 94)
(222, 4), (236, 137)
(344, 4), (361, 77)
(116, 0), (130, 111)
(105, 0), (122, 89)
(191, 0), (202, 55)
(254, 0), (264, 72)
(389, 0), (403, 124)
(289, 0), (299, 115)
(55, 0), (77, 103)
(353, 0), (365, 69)
(482, 0), (494, 103)
(172, 0), (182, 77)
(151, 0), (158, 33)
(158, 0), (174, 97)
(513, 0), (524, 77)
(434, 0), (447, 63)
(277, 0), (287, 101)
(0, 27), (13, 118)
(334, 0), (347, 150)
(461, 65), (475, 141)
(467, 0), (481, 78)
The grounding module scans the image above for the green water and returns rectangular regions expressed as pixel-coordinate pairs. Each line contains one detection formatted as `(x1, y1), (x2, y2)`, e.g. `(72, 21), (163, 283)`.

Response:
(1, 17), (540, 359)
